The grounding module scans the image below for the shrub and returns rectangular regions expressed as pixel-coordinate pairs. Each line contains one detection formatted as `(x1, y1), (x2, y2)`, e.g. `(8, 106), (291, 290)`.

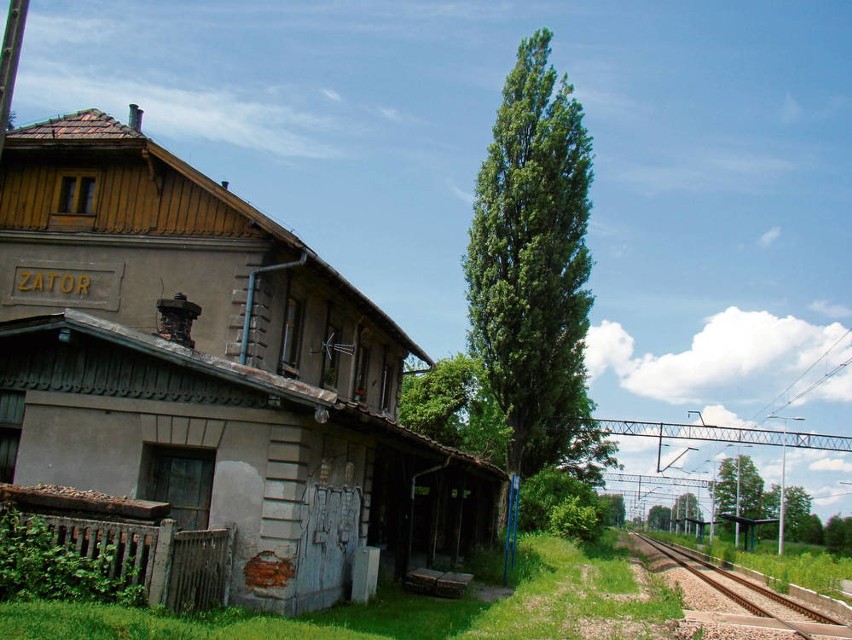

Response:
(519, 466), (600, 532)
(0, 506), (144, 605)
(548, 496), (600, 542)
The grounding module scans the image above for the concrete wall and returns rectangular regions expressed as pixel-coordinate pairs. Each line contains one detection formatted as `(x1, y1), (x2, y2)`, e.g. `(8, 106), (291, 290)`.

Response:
(15, 398), (144, 496)
(13, 389), (379, 615)
(0, 234), (264, 359)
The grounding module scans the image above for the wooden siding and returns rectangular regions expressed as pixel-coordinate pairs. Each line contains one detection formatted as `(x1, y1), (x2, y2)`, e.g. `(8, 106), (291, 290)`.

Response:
(0, 332), (270, 408)
(0, 154), (263, 238)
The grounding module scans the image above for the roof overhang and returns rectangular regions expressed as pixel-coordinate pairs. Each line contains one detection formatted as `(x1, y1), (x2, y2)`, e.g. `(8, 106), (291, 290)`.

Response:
(0, 309), (335, 410)
(0, 311), (493, 478)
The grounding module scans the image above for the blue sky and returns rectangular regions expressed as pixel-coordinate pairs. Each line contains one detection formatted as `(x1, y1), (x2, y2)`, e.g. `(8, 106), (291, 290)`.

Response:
(10, 1), (850, 521)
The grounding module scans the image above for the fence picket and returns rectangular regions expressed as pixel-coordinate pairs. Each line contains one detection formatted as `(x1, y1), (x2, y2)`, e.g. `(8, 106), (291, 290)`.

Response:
(14, 511), (233, 613)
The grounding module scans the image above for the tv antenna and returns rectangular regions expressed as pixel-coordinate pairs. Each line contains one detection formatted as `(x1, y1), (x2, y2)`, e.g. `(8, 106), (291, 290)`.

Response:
(319, 332), (355, 359)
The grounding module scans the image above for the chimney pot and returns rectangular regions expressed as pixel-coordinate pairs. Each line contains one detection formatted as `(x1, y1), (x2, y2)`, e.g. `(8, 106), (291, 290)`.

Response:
(128, 103), (144, 132)
(157, 293), (202, 348)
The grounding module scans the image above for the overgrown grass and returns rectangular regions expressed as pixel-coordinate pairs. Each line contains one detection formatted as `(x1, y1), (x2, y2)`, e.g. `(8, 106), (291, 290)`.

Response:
(650, 530), (852, 598)
(0, 531), (684, 640)
(450, 530), (682, 639)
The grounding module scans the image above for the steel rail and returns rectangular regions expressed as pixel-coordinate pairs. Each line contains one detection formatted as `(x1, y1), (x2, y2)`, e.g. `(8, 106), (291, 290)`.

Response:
(670, 542), (845, 627)
(633, 533), (831, 640)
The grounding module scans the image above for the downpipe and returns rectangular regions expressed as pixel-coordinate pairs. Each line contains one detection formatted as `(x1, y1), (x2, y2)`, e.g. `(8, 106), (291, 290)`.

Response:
(239, 251), (307, 365)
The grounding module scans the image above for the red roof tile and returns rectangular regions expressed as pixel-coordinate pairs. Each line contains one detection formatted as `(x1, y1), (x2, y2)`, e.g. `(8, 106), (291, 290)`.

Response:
(8, 108), (144, 140)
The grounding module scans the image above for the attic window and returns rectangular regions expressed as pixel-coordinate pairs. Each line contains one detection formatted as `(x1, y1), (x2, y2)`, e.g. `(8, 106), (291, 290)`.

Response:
(56, 172), (98, 214)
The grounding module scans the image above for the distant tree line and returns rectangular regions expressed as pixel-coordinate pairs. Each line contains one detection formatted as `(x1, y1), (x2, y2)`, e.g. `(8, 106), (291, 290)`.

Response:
(640, 454), (851, 556)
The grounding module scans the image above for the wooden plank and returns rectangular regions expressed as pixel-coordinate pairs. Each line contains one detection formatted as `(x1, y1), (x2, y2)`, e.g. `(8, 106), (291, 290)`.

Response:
(0, 484), (170, 520)
(404, 568), (474, 599)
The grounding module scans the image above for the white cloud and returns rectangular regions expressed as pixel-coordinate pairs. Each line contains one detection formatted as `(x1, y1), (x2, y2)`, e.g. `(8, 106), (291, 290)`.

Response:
(322, 89), (342, 102)
(447, 180), (473, 205)
(586, 307), (852, 406)
(585, 320), (635, 381)
(809, 457), (852, 473)
(16, 68), (343, 160)
(779, 93), (804, 125)
(696, 405), (753, 427)
(26, 14), (114, 47)
(809, 300), (852, 319)
(375, 106), (424, 125)
(758, 226), (781, 247)
(616, 147), (796, 195)
(814, 493), (846, 508)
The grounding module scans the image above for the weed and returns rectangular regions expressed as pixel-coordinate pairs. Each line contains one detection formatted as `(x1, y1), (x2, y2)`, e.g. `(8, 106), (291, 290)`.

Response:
(0, 505), (144, 605)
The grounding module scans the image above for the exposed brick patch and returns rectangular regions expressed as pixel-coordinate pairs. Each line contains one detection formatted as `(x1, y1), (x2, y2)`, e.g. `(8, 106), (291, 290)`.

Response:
(244, 551), (295, 589)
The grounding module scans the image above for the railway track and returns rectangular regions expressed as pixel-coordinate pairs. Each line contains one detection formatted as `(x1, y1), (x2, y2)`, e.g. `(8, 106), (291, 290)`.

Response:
(633, 532), (850, 640)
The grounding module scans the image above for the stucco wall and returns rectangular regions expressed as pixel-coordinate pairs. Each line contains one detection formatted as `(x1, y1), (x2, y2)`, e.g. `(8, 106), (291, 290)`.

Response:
(15, 399), (144, 495)
(12, 390), (379, 615)
(0, 235), (265, 358)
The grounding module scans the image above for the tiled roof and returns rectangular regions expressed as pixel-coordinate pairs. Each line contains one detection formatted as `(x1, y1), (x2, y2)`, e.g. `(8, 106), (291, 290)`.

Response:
(8, 108), (144, 140)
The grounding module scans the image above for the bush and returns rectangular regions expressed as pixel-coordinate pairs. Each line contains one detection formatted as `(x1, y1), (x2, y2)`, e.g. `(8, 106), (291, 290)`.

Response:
(0, 506), (144, 605)
(519, 467), (600, 532)
(548, 496), (601, 542)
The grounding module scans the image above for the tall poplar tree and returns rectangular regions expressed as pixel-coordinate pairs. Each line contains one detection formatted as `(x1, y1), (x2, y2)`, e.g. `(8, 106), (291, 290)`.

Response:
(464, 29), (599, 477)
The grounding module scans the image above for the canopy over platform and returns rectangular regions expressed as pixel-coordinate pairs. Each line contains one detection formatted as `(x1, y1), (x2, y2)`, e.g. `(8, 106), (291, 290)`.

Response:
(719, 514), (779, 551)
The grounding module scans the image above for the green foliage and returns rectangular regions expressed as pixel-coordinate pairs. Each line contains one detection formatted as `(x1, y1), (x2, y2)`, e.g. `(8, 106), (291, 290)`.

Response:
(761, 484), (814, 542)
(824, 515), (852, 556)
(797, 514), (824, 545)
(548, 496), (599, 542)
(598, 494), (626, 528)
(464, 28), (602, 477)
(518, 466), (599, 532)
(647, 505), (671, 531)
(399, 354), (477, 447)
(399, 354), (511, 467)
(0, 506), (144, 605)
(712, 455), (764, 536)
(673, 492), (700, 522)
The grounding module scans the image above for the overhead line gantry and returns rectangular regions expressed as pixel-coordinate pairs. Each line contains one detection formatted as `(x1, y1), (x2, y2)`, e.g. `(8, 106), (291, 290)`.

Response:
(594, 418), (851, 452)
(602, 473), (711, 490)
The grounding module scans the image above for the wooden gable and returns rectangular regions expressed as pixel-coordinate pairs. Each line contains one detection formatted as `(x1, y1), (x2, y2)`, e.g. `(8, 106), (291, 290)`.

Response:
(2, 109), (266, 239)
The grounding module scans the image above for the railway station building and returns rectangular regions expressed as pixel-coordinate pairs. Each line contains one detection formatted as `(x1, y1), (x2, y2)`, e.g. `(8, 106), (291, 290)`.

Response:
(0, 106), (506, 614)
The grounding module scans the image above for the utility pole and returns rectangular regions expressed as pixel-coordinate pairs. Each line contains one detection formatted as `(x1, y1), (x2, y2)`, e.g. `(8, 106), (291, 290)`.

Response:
(0, 0), (29, 160)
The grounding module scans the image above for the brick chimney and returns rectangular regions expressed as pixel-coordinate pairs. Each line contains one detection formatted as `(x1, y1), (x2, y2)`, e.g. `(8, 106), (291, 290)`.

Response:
(157, 293), (201, 349)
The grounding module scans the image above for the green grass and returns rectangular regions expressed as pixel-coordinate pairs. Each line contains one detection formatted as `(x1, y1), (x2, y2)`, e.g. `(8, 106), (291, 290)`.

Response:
(0, 531), (685, 640)
(650, 530), (852, 599)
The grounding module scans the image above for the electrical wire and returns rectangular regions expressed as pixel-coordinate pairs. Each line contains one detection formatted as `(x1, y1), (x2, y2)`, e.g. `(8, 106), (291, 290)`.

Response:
(752, 327), (852, 423)
(770, 353), (852, 415)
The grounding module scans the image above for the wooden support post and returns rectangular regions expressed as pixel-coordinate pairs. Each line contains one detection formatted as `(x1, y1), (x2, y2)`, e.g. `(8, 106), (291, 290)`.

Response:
(451, 471), (465, 566)
(148, 518), (176, 607)
(394, 460), (410, 581)
(222, 523), (236, 607)
(426, 474), (443, 568)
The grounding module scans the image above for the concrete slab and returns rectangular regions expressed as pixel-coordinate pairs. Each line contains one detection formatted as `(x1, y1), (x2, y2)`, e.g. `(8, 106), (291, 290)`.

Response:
(684, 610), (852, 638)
